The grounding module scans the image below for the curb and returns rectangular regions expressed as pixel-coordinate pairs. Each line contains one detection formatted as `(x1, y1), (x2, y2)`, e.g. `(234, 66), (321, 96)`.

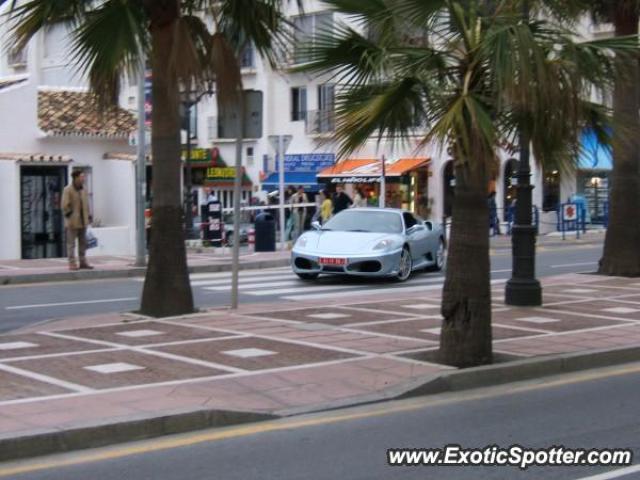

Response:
(0, 258), (291, 286)
(0, 409), (277, 463)
(399, 345), (640, 399)
(0, 345), (637, 462)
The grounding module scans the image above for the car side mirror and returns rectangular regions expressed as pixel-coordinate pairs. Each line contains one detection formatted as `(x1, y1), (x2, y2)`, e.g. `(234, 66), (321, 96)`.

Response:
(424, 221), (433, 231)
(311, 221), (321, 230)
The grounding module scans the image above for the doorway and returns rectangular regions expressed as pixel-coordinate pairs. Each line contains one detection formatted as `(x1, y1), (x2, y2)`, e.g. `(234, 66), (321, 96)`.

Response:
(20, 166), (67, 259)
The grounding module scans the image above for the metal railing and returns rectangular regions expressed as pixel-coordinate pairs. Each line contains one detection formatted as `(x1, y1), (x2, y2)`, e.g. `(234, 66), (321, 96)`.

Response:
(305, 109), (336, 135)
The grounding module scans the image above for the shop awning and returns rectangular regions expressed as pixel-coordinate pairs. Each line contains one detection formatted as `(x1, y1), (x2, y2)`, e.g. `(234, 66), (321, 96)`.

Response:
(317, 157), (430, 181)
(261, 171), (321, 191)
(578, 129), (612, 170)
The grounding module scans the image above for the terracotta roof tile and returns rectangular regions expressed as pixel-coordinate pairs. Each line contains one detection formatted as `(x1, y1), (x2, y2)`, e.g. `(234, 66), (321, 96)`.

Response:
(38, 89), (136, 138)
(0, 152), (72, 163)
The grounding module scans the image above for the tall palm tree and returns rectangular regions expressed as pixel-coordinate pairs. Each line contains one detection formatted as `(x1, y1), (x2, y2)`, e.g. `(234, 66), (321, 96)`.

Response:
(300, 0), (636, 367)
(4, 0), (292, 316)
(589, 0), (640, 277)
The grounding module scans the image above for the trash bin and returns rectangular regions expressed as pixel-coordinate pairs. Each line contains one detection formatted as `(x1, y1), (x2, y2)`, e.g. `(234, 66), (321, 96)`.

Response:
(254, 213), (276, 252)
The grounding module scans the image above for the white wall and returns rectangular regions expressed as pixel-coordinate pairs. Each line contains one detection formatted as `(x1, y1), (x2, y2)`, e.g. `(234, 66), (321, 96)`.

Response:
(0, 161), (20, 259)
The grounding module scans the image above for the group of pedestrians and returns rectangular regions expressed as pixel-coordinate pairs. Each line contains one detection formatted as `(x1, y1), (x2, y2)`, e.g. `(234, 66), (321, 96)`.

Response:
(285, 185), (370, 241)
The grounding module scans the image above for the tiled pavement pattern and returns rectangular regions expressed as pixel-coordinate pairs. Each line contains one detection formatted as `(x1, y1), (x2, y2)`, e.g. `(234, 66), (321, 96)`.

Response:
(0, 273), (639, 438)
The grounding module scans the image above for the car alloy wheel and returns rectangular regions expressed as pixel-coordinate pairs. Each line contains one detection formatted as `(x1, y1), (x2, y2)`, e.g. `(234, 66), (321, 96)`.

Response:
(435, 240), (446, 271)
(397, 247), (412, 282)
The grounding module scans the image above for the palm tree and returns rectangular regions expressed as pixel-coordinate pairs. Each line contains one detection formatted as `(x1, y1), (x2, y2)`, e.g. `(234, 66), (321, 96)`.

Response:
(589, 1), (640, 277)
(4, 0), (292, 317)
(300, 0), (636, 367)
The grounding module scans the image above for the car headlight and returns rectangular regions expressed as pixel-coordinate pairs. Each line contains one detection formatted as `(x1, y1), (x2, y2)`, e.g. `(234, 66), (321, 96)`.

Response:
(373, 239), (395, 251)
(295, 236), (308, 248)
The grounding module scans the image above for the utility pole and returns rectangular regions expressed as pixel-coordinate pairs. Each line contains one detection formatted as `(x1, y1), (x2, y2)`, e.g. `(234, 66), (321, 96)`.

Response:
(268, 135), (292, 250)
(278, 135), (286, 250)
(380, 155), (387, 208)
(505, 0), (542, 306)
(134, 54), (147, 268)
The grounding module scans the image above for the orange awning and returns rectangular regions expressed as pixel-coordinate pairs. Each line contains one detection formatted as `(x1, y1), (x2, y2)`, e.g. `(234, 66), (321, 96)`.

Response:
(317, 157), (430, 178)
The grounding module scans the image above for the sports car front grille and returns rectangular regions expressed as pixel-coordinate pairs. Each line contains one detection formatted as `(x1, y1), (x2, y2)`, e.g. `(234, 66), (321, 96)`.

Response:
(295, 258), (318, 270)
(347, 260), (382, 273)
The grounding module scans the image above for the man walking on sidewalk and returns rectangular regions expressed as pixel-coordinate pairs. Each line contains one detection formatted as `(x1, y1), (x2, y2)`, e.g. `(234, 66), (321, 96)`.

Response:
(62, 170), (94, 271)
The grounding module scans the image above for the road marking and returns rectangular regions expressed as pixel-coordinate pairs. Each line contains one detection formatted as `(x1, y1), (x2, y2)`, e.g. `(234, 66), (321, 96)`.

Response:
(0, 362), (638, 478)
(204, 283), (361, 296)
(204, 280), (301, 291)
(5, 297), (138, 310)
(551, 262), (597, 269)
(191, 274), (292, 287)
(574, 464), (640, 480)
(0, 363), (93, 393)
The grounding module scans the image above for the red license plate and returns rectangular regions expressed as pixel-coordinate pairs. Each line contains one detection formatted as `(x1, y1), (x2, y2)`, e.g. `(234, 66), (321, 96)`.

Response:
(319, 257), (347, 266)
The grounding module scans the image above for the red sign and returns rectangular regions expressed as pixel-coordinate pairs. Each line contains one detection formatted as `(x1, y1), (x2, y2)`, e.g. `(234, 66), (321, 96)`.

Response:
(319, 257), (347, 266)
(563, 204), (577, 221)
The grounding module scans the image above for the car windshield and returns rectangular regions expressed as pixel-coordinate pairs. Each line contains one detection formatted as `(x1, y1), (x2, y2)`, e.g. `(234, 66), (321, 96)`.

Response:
(322, 210), (403, 234)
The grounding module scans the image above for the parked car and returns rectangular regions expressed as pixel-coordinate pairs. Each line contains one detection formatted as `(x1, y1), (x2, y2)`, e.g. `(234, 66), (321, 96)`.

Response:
(222, 212), (252, 246)
(291, 208), (445, 281)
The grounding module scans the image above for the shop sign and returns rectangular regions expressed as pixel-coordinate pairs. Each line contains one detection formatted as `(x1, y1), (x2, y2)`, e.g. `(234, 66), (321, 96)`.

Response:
(207, 167), (236, 179)
(330, 176), (381, 184)
(276, 153), (335, 173)
(182, 147), (222, 165)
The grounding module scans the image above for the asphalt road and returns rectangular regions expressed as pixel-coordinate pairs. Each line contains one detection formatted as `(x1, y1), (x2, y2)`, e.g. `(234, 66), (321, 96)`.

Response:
(2, 363), (639, 480)
(0, 242), (604, 333)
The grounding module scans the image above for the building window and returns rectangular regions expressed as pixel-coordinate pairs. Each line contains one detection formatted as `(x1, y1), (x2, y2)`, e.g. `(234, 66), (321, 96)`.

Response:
(291, 87), (307, 121)
(306, 83), (335, 134)
(181, 104), (198, 140)
(218, 90), (263, 139)
(542, 169), (561, 212)
(240, 44), (255, 69)
(8, 45), (28, 68)
(293, 12), (334, 64)
(246, 146), (254, 166)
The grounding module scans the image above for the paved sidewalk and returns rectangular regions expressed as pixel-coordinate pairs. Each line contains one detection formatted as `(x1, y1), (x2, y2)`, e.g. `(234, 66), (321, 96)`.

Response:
(0, 250), (291, 285)
(0, 233), (603, 286)
(1, 272), (639, 460)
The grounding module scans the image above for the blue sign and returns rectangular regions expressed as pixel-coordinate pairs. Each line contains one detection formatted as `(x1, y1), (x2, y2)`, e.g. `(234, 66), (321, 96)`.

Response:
(275, 154), (335, 173)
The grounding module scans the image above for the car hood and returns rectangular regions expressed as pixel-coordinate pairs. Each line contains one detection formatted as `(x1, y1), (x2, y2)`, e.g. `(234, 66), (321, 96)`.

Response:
(297, 231), (403, 255)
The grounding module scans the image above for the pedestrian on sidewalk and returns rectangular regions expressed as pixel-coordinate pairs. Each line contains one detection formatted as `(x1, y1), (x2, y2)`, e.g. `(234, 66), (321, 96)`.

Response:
(61, 170), (94, 270)
(488, 191), (501, 236)
(333, 185), (353, 214)
(319, 189), (333, 224)
(352, 187), (367, 208)
(290, 185), (309, 241)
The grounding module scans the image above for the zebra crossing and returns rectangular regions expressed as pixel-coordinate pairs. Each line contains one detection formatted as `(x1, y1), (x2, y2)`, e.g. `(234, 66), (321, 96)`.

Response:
(173, 267), (449, 301)
(133, 267), (512, 302)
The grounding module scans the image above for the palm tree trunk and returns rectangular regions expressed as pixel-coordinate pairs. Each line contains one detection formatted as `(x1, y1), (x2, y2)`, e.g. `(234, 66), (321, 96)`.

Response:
(599, 6), (640, 277)
(439, 159), (492, 368)
(140, 10), (195, 317)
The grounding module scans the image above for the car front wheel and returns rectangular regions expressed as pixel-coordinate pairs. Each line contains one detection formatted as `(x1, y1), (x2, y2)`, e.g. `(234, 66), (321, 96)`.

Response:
(396, 247), (413, 282)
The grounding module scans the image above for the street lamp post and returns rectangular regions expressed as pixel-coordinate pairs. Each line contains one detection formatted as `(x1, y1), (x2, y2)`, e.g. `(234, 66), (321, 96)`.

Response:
(505, 131), (542, 306)
(505, 0), (542, 307)
(180, 83), (213, 239)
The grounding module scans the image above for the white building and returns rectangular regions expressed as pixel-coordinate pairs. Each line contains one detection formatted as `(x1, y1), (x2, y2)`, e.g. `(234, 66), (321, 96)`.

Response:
(0, 18), (138, 260)
(0, 3), (613, 260)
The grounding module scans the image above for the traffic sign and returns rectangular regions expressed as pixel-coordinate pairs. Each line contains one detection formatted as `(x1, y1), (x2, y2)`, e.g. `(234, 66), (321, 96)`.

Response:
(562, 203), (577, 221)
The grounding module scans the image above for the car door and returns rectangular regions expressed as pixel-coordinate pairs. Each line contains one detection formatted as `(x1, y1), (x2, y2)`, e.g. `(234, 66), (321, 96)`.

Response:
(403, 212), (429, 260)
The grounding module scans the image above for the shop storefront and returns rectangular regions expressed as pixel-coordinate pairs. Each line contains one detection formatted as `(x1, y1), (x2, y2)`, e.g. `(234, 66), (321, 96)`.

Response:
(576, 130), (612, 224)
(317, 157), (431, 217)
(183, 147), (253, 212)
(261, 153), (335, 194)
